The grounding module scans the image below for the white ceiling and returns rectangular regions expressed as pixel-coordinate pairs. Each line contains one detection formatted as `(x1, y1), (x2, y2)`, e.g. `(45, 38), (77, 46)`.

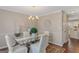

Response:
(0, 6), (79, 19)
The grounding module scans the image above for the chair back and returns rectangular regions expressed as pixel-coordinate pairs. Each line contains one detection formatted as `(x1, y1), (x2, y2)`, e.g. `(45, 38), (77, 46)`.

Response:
(23, 31), (30, 37)
(5, 34), (16, 52)
(39, 32), (49, 52)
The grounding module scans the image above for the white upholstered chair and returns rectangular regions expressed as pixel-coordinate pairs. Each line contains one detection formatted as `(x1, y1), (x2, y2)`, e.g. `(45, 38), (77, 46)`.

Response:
(30, 31), (49, 53)
(23, 31), (30, 37)
(5, 35), (27, 53)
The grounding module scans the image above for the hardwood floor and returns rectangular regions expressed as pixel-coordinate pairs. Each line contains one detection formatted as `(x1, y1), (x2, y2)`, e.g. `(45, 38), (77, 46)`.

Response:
(62, 42), (68, 53)
(68, 38), (79, 53)
(46, 43), (65, 53)
(0, 48), (8, 53)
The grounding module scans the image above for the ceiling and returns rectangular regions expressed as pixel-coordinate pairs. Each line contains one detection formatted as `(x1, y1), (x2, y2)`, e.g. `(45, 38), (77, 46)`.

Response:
(0, 6), (79, 20)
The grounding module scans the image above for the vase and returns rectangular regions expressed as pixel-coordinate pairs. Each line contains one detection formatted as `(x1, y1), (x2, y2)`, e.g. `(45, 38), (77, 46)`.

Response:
(31, 33), (36, 41)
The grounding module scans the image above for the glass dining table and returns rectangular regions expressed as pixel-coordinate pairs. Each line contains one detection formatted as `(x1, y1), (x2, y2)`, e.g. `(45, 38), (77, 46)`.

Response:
(14, 34), (40, 52)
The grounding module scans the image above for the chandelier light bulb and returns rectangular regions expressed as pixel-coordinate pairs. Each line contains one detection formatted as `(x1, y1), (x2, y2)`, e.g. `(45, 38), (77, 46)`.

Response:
(28, 16), (32, 20)
(32, 17), (34, 20)
(28, 16), (39, 20)
(35, 16), (39, 19)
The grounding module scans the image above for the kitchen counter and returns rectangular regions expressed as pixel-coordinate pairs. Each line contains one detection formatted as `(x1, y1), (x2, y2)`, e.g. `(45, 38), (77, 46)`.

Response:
(70, 30), (79, 39)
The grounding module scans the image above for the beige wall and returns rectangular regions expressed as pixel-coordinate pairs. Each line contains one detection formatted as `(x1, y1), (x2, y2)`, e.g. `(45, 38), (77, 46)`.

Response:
(0, 9), (30, 49)
(62, 11), (69, 43)
(38, 11), (64, 46)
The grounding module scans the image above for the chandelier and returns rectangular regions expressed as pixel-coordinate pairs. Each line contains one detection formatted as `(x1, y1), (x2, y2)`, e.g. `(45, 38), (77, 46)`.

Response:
(28, 16), (39, 20)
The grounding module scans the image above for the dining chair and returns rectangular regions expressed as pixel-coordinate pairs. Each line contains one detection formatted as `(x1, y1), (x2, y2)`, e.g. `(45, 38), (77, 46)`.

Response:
(23, 31), (30, 37)
(5, 35), (27, 53)
(30, 31), (49, 53)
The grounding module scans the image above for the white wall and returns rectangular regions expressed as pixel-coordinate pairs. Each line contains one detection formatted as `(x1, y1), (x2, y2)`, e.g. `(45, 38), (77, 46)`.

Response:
(38, 11), (64, 46)
(62, 11), (69, 43)
(0, 9), (30, 49)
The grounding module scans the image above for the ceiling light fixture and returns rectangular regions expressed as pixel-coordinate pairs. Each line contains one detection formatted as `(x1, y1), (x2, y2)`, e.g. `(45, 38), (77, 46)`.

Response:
(28, 16), (39, 20)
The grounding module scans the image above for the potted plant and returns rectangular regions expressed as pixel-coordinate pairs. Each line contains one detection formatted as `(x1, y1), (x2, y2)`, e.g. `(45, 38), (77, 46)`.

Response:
(30, 27), (38, 41)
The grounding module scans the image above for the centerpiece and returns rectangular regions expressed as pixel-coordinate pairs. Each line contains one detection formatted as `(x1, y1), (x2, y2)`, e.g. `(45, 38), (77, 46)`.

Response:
(30, 27), (38, 41)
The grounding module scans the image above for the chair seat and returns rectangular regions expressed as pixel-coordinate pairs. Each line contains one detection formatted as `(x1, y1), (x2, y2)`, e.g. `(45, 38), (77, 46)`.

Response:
(30, 42), (40, 53)
(12, 45), (27, 53)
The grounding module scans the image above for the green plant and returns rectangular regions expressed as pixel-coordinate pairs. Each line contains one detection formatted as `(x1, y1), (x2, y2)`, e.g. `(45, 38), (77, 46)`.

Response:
(30, 27), (38, 34)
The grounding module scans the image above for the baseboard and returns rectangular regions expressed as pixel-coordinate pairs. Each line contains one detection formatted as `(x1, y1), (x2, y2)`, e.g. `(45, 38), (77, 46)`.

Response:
(0, 46), (7, 50)
(48, 41), (53, 44)
(49, 41), (63, 47)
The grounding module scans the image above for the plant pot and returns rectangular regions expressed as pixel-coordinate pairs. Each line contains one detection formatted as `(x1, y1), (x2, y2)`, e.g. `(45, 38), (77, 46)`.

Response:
(15, 33), (21, 37)
(31, 33), (36, 41)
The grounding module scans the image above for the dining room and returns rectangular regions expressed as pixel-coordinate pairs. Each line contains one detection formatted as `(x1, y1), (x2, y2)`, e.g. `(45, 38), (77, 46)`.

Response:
(0, 6), (79, 53)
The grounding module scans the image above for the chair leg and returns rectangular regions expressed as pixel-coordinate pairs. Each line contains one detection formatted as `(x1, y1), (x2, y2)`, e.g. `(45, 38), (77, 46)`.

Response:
(25, 43), (30, 53)
(27, 46), (30, 53)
